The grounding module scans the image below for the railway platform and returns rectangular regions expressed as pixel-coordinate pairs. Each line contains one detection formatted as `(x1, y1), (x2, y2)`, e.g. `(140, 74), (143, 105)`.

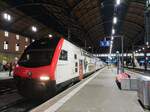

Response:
(32, 67), (146, 112)
(0, 71), (13, 80)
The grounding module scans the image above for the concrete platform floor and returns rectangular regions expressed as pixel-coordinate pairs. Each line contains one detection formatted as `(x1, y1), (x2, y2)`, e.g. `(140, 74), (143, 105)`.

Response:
(56, 67), (144, 112)
(32, 67), (149, 112)
(0, 71), (13, 80)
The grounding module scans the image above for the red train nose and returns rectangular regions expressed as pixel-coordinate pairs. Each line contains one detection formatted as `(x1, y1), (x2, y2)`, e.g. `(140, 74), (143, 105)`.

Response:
(14, 65), (52, 79)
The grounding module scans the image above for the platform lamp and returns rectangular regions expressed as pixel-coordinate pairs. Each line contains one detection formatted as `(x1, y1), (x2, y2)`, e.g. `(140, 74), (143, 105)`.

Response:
(113, 16), (118, 25)
(112, 35), (124, 73)
(116, 51), (120, 74)
(144, 0), (150, 71)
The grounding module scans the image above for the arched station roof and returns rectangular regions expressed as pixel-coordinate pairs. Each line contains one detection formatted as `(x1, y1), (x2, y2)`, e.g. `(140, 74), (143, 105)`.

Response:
(0, 0), (146, 53)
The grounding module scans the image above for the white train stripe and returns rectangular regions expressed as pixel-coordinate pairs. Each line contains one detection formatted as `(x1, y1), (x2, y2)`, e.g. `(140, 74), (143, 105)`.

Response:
(44, 68), (104, 112)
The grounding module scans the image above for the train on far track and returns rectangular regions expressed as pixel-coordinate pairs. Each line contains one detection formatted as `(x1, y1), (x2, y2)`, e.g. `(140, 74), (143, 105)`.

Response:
(13, 36), (105, 99)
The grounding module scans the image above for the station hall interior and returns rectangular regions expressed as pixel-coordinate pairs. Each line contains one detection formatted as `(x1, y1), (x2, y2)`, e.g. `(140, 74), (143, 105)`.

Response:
(0, 0), (150, 112)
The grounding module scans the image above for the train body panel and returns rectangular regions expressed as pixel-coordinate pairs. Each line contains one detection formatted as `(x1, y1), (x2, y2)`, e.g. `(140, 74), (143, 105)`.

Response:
(55, 39), (103, 84)
(55, 40), (82, 84)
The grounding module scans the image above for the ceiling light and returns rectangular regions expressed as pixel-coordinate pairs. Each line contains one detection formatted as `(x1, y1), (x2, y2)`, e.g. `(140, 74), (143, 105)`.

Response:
(32, 26), (37, 32)
(113, 17), (117, 24)
(143, 47), (145, 50)
(111, 41), (113, 44)
(111, 36), (114, 40)
(3, 13), (7, 19)
(3, 13), (11, 21)
(139, 49), (141, 52)
(112, 29), (115, 35)
(116, 0), (121, 5)
(7, 15), (11, 21)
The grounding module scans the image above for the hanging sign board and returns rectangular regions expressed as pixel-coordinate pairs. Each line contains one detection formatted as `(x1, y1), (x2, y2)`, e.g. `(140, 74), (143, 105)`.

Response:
(100, 38), (110, 47)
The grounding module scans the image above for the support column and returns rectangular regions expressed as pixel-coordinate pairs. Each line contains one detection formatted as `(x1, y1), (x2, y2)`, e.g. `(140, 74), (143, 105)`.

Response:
(85, 40), (86, 50)
(132, 52), (135, 69)
(68, 27), (71, 41)
(121, 36), (124, 73)
(144, 48), (147, 71)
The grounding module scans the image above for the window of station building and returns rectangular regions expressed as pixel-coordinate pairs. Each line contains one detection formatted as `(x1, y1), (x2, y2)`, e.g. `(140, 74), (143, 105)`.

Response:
(4, 41), (8, 50)
(59, 50), (68, 61)
(25, 38), (28, 42)
(15, 44), (19, 51)
(16, 35), (19, 40)
(4, 31), (9, 37)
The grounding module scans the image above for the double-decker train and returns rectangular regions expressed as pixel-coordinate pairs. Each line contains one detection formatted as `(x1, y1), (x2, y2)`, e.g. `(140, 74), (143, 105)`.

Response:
(13, 37), (105, 99)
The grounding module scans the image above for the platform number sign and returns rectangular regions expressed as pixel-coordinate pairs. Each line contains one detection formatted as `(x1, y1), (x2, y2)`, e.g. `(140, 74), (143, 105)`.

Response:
(100, 38), (110, 47)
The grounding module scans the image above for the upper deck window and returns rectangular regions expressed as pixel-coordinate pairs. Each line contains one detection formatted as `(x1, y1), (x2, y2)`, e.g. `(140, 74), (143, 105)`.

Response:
(59, 50), (68, 61)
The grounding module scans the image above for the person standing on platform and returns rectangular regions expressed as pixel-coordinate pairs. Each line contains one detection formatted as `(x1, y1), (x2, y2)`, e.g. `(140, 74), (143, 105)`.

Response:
(9, 62), (12, 76)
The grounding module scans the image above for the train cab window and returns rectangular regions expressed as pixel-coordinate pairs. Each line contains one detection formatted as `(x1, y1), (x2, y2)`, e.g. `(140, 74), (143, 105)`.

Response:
(74, 54), (77, 59)
(18, 37), (61, 67)
(75, 62), (78, 72)
(59, 50), (68, 61)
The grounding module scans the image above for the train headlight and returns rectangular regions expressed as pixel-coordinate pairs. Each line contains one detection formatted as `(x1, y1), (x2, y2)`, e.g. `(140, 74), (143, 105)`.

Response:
(40, 76), (50, 81)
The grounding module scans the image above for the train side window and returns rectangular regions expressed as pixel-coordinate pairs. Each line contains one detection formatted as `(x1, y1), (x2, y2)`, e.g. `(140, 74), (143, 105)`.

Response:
(59, 50), (68, 61)
(75, 62), (78, 72)
(75, 68), (78, 72)
(74, 54), (77, 59)
(75, 62), (78, 67)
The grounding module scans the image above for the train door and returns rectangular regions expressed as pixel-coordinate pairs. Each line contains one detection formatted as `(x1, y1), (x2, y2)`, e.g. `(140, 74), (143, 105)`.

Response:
(79, 60), (83, 80)
(74, 54), (78, 75)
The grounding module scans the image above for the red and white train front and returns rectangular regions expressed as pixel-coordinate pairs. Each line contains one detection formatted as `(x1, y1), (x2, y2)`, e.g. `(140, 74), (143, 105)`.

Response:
(13, 36), (104, 99)
(13, 37), (64, 99)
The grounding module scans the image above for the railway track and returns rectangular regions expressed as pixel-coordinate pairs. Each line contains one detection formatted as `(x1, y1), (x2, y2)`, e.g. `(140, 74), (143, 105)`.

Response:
(0, 87), (17, 95)
(0, 98), (46, 112)
(0, 80), (75, 112)
(0, 79), (17, 96)
(0, 99), (26, 112)
(0, 68), (104, 112)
